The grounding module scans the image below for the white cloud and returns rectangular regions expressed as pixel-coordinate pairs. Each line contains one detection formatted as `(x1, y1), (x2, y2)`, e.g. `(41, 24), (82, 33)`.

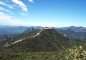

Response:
(0, 7), (13, 14)
(0, 12), (53, 27)
(0, 1), (14, 9)
(0, 12), (30, 26)
(28, 0), (34, 3)
(21, 13), (27, 16)
(12, 0), (28, 12)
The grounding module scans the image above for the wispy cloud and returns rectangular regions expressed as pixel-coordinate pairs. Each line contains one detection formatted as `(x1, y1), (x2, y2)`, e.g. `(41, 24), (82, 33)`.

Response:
(0, 0), (35, 26)
(12, 0), (28, 12)
(0, 12), (30, 26)
(0, 12), (48, 27)
(28, 0), (34, 3)
(0, 1), (14, 9)
(21, 13), (27, 16)
(0, 7), (13, 14)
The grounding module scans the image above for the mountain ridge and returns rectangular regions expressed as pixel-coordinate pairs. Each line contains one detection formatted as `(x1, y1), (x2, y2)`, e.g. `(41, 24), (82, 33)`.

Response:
(1, 27), (69, 52)
(3, 27), (53, 47)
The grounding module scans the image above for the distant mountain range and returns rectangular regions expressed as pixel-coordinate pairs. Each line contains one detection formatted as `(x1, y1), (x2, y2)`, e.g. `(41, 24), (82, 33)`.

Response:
(56, 29), (86, 40)
(0, 26), (29, 41)
(55, 26), (86, 40)
(58, 26), (86, 32)
(0, 26), (44, 36)
(0, 25), (44, 41)
(0, 25), (86, 41)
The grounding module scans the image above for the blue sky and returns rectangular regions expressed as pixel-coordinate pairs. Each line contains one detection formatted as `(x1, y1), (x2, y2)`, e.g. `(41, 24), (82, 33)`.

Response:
(0, 0), (86, 27)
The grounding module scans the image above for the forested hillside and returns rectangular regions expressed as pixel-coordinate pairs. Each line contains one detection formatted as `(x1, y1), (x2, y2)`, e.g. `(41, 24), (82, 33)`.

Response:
(0, 28), (86, 60)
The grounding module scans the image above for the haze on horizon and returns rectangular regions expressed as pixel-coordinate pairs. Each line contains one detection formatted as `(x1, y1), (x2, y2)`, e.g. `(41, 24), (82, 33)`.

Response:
(0, 0), (86, 27)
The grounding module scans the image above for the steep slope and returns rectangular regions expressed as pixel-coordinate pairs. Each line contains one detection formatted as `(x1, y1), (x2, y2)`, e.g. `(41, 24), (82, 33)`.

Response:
(1, 28), (69, 52)
(1, 28), (41, 47)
